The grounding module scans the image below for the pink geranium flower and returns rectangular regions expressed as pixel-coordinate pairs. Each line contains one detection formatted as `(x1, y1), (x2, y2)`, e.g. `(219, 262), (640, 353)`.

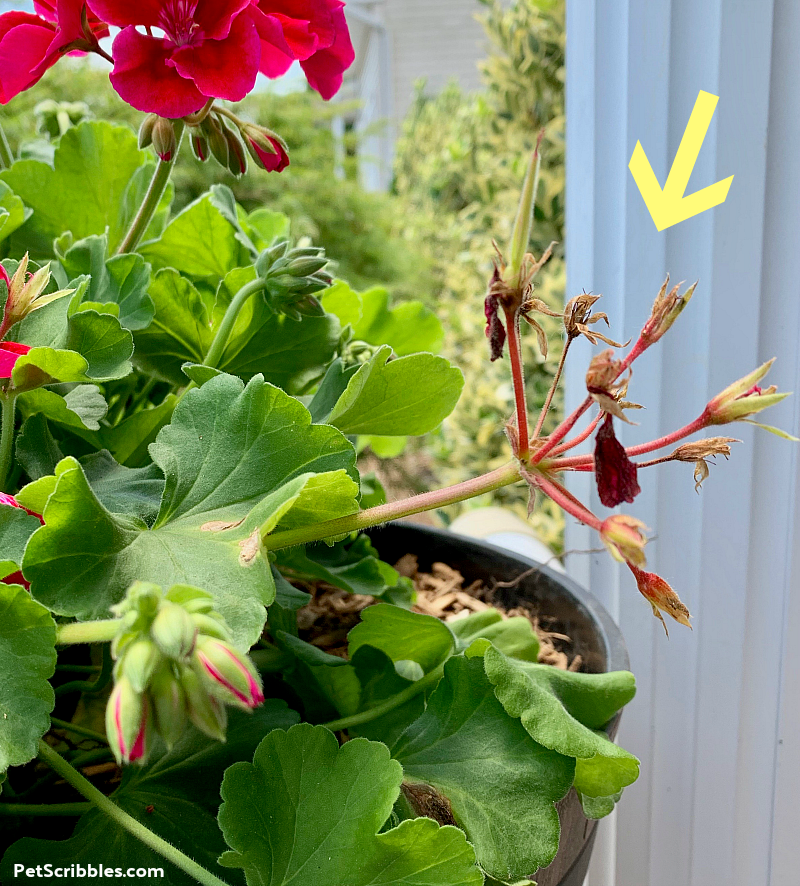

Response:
(0, 493), (44, 591)
(0, 1), (109, 104)
(251, 0), (355, 100)
(87, 0), (263, 118)
(0, 342), (31, 378)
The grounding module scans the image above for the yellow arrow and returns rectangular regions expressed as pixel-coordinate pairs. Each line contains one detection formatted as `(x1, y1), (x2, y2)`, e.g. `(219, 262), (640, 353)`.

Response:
(629, 90), (734, 231)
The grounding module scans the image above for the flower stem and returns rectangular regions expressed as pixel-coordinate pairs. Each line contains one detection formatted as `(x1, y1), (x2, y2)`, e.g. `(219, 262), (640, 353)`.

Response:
(0, 393), (17, 492)
(526, 469), (602, 530)
(533, 395), (593, 463)
(50, 717), (109, 745)
(202, 278), (266, 370)
(0, 802), (91, 817)
(36, 741), (233, 886)
(262, 462), (522, 551)
(322, 663), (445, 732)
(0, 123), (13, 169)
(533, 337), (571, 439)
(116, 121), (185, 255)
(551, 408), (602, 455)
(504, 307), (531, 459)
(57, 620), (119, 645)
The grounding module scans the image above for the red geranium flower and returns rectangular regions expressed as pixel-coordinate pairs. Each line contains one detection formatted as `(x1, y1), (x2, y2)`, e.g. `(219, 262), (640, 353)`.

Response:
(87, 0), (261, 118)
(0, 341), (31, 378)
(250, 0), (355, 100)
(0, 1), (109, 103)
(0, 493), (44, 591)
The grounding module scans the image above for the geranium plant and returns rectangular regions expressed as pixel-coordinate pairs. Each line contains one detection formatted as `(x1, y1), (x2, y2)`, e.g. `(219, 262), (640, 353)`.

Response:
(0, 3), (793, 885)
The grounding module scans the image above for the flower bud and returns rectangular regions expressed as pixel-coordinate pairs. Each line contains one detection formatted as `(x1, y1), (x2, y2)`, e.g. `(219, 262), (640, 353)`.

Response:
(0, 254), (74, 336)
(285, 256), (329, 277)
(704, 359), (789, 425)
(628, 563), (692, 636)
(119, 638), (161, 693)
(150, 601), (197, 661)
(242, 123), (290, 173)
(223, 126), (248, 176)
(151, 117), (177, 162)
(202, 116), (229, 168)
(138, 113), (158, 150)
(640, 276), (696, 347)
(191, 131), (209, 162)
(194, 636), (264, 710)
(149, 664), (188, 749)
(191, 612), (233, 642)
(106, 675), (152, 765)
(180, 664), (228, 741)
(600, 514), (648, 568)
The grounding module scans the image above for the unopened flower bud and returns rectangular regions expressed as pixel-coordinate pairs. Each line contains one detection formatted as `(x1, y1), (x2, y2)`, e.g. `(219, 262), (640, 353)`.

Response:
(193, 636), (264, 710)
(180, 664), (228, 741)
(191, 131), (209, 162)
(600, 514), (648, 568)
(704, 359), (789, 425)
(106, 675), (152, 765)
(150, 601), (197, 661)
(241, 123), (290, 173)
(640, 276), (696, 347)
(151, 117), (177, 162)
(149, 664), (188, 749)
(0, 254), (74, 336)
(138, 113), (158, 150)
(202, 116), (229, 168)
(191, 612), (233, 642)
(285, 256), (329, 277)
(119, 638), (161, 693)
(628, 563), (692, 636)
(223, 127), (248, 176)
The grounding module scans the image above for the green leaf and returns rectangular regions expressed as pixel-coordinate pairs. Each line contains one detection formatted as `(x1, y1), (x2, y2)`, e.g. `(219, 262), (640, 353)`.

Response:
(59, 234), (154, 331)
(23, 374), (356, 648)
(392, 655), (574, 881)
(19, 385), (108, 433)
(217, 723), (482, 886)
(0, 181), (31, 244)
(275, 534), (400, 598)
(0, 122), (151, 256)
(328, 346), (463, 436)
(482, 646), (639, 798)
(133, 268), (212, 385)
(577, 789), (623, 820)
(349, 603), (455, 674)
(0, 506), (42, 578)
(308, 357), (358, 423)
(243, 207), (290, 250)
(214, 267), (340, 393)
(450, 609), (540, 661)
(16, 414), (63, 480)
(139, 193), (245, 286)
(322, 282), (444, 355)
(99, 395), (177, 467)
(0, 584), (56, 774)
(1, 702), (299, 886)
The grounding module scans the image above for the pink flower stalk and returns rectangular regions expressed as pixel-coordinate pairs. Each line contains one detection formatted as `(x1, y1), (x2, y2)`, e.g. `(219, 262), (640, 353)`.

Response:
(0, 342), (31, 378)
(0, 1), (109, 103)
(194, 637), (264, 709)
(251, 0), (355, 100)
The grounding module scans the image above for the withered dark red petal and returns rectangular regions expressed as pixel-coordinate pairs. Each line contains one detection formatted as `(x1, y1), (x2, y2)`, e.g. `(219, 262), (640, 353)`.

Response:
(484, 294), (506, 362)
(594, 413), (641, 507)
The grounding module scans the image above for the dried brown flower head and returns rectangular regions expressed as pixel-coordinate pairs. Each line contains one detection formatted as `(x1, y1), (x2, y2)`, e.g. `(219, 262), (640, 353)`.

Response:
(669, 437), (739, 491)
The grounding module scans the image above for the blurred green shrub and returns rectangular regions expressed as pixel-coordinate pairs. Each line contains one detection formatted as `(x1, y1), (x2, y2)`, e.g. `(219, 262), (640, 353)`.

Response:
(0, 62), (430, 295)
(392, 0), (566, 547)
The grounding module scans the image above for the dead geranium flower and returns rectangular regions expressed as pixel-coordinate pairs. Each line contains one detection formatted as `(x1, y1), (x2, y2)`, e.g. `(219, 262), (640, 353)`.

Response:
(670, 437), (739, 492)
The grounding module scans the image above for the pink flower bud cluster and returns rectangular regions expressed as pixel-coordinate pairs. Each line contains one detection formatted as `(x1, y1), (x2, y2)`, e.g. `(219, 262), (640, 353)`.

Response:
(106, 582), (264, 765)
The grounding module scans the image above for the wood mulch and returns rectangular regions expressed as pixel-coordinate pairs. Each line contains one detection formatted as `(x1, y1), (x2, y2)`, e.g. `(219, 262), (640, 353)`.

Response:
(296, 553), (582, 671)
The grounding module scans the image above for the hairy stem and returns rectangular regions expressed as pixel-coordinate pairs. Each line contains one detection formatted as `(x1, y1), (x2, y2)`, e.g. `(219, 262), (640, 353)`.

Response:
(533, 395), (593, 463)
(0, 122), (13, 169)
(57, 620), (119, 645)
(0, 802), (91, 817)
(527, 470), (602, 530)
(116, 121), (185, 255)
(550, 408), (602, 455)
(262, 463), (522, 551)
(202, 278), (266, 370)
(504, 307), (531, 459)
(533, 337), (572, 439)
(322, 663), (445, 732)
(37, 742), (233, 886)
(0, 393), (17, 492)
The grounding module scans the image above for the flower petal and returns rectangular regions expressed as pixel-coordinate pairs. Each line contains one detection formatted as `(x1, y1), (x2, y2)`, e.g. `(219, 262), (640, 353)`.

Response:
(109, 26), (206, 117)
(0, 14), (57, 103)
(594, 414), (641, 507)
(86, 0), (163, 28)
(299, 7), (354, 99)
(0, 342), (31, 377)
(193, 0), (253, 41)
(250, 7), (295, 78)
(170, 11), (259, 104)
